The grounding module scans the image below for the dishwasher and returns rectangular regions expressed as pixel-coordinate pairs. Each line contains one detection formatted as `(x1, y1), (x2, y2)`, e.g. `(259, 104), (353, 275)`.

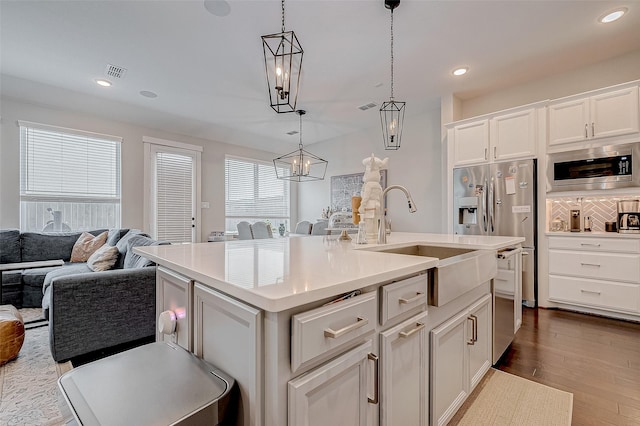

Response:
(493, 246), (522, 364)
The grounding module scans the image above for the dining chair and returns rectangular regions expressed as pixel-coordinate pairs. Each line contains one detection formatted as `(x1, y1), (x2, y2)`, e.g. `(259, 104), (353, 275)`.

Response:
(294, 221), (312, 235)
(237, 221), (253, 240)
(251, 221), (272, 239)
(310, 221), (329, 235)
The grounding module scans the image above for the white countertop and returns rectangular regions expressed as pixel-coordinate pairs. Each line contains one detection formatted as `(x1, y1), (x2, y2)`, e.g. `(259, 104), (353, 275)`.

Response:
(134, 232), (523, 312)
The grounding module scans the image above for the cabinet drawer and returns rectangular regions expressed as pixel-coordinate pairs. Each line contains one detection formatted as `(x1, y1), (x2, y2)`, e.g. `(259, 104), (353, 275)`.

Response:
(549, 250), (640, 283)
(291, 291), (377, 372)
(380, 274), (428, 326)
(548, 236), (640, 253)
(549, 275), (640, 313)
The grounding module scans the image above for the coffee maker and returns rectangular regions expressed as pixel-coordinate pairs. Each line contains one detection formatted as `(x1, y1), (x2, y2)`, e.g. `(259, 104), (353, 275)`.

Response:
(570, 209), (581, 232)
(617, 200), (640, 233)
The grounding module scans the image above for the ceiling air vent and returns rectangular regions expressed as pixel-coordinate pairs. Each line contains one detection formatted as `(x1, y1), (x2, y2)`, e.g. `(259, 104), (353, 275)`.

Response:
(358, 102), (378, 111)
(286, 130), (299, 136)
(105, 64), (127, 79)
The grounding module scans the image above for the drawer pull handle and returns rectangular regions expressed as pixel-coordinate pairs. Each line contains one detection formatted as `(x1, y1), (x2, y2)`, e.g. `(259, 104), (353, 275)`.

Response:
(580, 262), (601, 267)
(324, 316), (368, 339)
(368, 353), (379, 404)
(580, 243), (601, 247)
(399, 322), (425, 338)
(398, 292), (424, 305)
(581, 289), (601, 295)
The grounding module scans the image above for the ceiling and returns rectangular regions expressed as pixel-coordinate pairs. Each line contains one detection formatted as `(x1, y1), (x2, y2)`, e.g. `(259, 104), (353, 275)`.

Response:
(2, 1), (640, 153)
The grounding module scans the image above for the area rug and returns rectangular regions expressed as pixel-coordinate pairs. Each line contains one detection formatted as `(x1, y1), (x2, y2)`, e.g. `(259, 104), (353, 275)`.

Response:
(450, 368), (573, 426)
(0, 308), (73, 426)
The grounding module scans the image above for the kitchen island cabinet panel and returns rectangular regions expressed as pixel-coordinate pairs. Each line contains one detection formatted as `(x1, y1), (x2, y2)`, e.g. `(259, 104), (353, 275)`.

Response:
(288, 341), (374, 426)
(194, 283), (263, 426)
(379, 311), (429, 426)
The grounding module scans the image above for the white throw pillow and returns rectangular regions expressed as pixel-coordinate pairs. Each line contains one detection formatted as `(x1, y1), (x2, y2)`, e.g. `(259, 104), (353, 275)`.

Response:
(87, 244), (119, 272)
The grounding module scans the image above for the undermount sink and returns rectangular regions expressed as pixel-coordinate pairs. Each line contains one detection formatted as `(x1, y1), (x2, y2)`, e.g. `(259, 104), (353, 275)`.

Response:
(375, 245), (497, 306)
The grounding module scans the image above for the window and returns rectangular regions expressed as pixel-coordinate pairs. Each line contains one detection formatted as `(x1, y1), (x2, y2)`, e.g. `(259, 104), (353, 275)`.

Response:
(225, 156), (290, 234)
(19, 121), (121, 232)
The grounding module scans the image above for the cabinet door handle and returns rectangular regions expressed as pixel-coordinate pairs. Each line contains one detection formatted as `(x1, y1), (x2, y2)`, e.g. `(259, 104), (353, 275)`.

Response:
(580, 243), (600, 247)
(581, 289), (601, 295)
(467, 315), (477, 345)
(367, 353), (379, 404)
(493, 146), (497, 159)
(592, 122), (595, 137)
(324, 316), (368, 339)
(580, 262), (601, 267)
(398, 292), (424, 305)
(585, 123), (588, 138)
(399, 322), (425, 338)
(484, 148), (488, 160)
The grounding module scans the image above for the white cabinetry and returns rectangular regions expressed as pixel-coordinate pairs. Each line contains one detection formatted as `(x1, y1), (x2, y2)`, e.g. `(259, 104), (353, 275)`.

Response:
(548, 84), (639, 147)
(193, 283), (263, 426)
(450, 105), (539, 167)
(156, 266), (192, 350)
(548, 236), (640, 316)
(379, 311), (429, 426)
(430, 294), (492, 426)
(452, 120), (490, 166)
(288, 341), (375, 426)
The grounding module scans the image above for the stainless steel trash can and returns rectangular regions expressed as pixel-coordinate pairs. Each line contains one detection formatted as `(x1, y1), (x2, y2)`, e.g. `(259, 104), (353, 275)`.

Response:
(59, 342), (237, 425)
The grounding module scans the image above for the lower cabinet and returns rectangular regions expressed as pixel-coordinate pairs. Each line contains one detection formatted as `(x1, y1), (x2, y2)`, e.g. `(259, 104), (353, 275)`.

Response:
(193, 283), (263, 426)
(380, 311), (429, 426)
(288, 340), (375, 426)
(430, 294), (492, 426)
(156, 267), (193, 350)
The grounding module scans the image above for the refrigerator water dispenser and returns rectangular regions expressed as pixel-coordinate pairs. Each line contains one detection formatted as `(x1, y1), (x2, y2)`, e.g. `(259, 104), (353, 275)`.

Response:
(458, 196), (479, 226)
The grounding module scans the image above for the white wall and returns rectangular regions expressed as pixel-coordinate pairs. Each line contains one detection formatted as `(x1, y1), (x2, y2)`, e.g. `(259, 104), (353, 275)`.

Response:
(0, 96), (293, 241)
(297, 106), (442, 233)
(461, 49), (640, 118)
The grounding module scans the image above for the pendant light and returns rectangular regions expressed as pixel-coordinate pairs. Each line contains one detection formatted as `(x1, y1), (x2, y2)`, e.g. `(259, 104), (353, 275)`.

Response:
(273, 110), (328, 182)
(261, 0), (303, 114)
(379, 0), (405, 150)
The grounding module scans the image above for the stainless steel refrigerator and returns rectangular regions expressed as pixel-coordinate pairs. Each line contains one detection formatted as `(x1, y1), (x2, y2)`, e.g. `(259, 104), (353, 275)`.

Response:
(453, 159), (537, 307)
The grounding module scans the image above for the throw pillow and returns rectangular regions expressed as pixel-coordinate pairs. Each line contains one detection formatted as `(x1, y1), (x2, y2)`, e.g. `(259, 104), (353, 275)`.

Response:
(123, 235), (168, 269)
(87, 244), (120, 272)
(70, 231), (108, 262)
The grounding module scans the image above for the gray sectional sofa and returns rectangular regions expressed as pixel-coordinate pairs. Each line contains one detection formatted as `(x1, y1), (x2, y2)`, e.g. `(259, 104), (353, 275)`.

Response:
(0, 228), (166, 362)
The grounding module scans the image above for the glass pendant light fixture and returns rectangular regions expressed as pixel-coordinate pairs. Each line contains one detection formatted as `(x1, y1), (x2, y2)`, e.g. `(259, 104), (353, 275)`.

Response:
(379, 0), (405, 150)
(261, 0), (303, 114)
(273, 110), (328, 182)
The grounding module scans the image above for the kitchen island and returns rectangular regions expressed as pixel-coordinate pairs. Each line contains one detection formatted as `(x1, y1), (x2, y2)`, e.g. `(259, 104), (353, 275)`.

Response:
(134, 232), (523, 426)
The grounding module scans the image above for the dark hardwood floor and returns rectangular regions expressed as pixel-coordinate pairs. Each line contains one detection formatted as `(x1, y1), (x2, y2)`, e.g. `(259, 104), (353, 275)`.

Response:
(494, 307), (640, 425)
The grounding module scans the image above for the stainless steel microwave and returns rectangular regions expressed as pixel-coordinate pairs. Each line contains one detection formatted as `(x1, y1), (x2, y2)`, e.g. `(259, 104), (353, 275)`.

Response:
(547, 143), (640, 192)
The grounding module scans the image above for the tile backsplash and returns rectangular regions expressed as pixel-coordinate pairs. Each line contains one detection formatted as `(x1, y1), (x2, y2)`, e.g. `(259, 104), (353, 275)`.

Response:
(548, 196), (640, 232)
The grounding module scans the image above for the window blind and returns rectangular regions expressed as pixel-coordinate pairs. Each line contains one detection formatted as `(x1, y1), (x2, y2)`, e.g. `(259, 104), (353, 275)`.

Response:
(19, 122), (121, 232)
(155, 151), (194, 244)
(225, 156), (290, 233)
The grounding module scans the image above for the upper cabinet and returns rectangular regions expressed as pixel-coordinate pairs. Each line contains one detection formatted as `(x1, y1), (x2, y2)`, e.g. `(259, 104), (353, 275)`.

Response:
(449, 104), (541, 167)
(548, 83), (639, 147)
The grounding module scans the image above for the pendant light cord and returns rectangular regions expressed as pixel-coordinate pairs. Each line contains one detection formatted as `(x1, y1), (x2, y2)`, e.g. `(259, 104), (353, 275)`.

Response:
(390, 8), (394, 100)
(281, 0), (286, 33)
(299, 112), (303, 149)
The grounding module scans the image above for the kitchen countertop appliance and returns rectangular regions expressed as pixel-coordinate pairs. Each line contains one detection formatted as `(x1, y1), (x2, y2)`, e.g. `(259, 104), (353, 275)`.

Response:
(617, 200), (640, 233)
(454, 160), (536, 361)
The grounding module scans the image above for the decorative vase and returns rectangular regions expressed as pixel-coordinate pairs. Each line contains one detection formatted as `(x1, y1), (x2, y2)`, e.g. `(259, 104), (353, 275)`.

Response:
(278, 223), (286, 236)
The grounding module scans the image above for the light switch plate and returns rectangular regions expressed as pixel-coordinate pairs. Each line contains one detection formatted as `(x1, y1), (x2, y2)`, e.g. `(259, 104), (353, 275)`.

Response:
(201, 202), (210, 209)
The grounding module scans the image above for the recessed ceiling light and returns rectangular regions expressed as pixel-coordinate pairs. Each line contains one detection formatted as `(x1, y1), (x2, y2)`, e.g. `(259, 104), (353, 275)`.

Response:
(140, 90), (158, 99)
(452, 67), (469, 76)
(95, 79), (112, 87)
(204, 0), (230, 17)
(599, 8), (627, 23)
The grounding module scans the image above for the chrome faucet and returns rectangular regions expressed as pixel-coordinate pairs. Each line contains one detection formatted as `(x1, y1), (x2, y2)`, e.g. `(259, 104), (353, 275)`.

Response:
(378, 185), (417, 244)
